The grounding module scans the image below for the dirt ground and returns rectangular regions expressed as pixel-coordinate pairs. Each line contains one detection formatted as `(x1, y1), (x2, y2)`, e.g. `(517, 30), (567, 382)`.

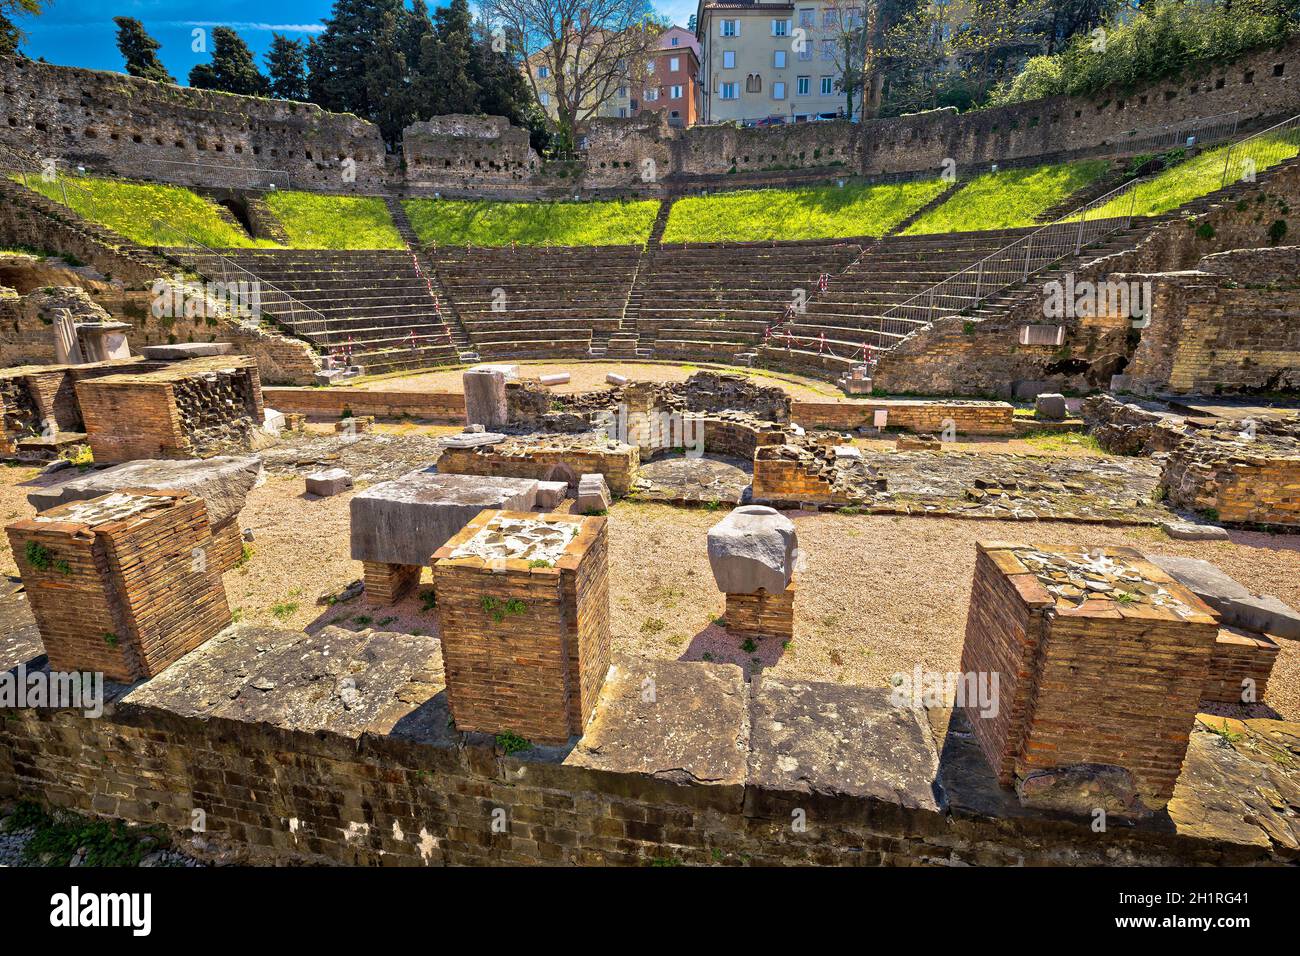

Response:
(2, 461), (1296, 720)
(351, 360), (847, 401)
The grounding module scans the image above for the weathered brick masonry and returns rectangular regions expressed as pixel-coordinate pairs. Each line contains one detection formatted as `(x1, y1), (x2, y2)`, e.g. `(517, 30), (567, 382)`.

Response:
(4, 490), (229, 683)
(1, 623), (1296, 865)
(75, 355), (264, 462)
(792, 399), (1015, 435)
(437, 435), (639, 496)
(960, 543), (1220, 811)
(262, 387), (466, 423)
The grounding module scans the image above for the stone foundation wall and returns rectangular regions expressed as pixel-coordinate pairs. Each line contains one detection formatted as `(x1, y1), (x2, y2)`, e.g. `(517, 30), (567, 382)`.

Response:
(7, 40), (1300, 197)
(262, 387), (465, 423)
(1161, 432), (1300, 528)
(1123, 247), (1300, 395)
(437, 436), (639, 496)
(2, 636), (1294, 866)
(792, 399), (1015, 435)
(1204, 627), (1280, 705)
(0, 57), (388, 191)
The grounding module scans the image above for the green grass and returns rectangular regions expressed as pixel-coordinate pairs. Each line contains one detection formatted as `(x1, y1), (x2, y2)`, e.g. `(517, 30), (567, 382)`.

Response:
(264, 190), (405, 249)
(662, 180), (948, 243)
(403, 198), (659, 246)
(904, 160), (1111, 235)
(16, 173), (271, 248)
(1081, 132), (1300, 220)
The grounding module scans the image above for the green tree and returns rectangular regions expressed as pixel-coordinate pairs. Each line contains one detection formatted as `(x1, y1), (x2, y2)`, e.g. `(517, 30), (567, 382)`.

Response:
(417, 0), (480, 116)
(1, 0), (49, 58)
(471, 21), (550, 152)
(113, 17), (175, 83)
(365, 10), (414, 147)
(189, 27), (268, 95)
(311, 0), (406, 117)
(266, 33), (308, 100)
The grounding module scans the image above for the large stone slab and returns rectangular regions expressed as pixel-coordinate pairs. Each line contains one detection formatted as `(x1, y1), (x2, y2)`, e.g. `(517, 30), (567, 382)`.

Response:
(27, 455), (262, 527)
(565, 655), (749, 811)
(139, 343), (234, 360)
(706, 505), (798, 595)
(1151, 554), (1300, 639)
(463, 367), (508, 430)
(746, 677), (945, 828)
(350, 469), (539, 566)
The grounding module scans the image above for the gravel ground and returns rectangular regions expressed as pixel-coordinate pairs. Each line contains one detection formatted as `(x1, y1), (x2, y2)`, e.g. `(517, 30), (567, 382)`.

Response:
(1, 458), (1296, 719)
(351, 360), (843, 400)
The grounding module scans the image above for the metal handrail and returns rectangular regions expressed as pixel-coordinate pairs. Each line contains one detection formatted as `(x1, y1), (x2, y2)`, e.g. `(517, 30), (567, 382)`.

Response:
(872, 110), (1300, 348)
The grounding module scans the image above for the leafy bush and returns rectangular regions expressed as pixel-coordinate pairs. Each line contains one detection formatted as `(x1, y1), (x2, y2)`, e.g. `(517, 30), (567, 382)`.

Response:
(990, 0), (1295, 106)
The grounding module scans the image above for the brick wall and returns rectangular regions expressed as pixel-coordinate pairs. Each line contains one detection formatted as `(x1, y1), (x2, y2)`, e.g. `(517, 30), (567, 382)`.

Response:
(437, 440), (639, 496)
(262, 387), (466, 423)
(792, 399), (1015, 435)
(1, 640), (1293, 866)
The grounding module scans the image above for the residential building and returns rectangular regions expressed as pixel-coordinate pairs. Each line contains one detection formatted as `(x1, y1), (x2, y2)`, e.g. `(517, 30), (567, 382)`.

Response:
(695, 0), (861, 125)
(632, 25), (701, 127)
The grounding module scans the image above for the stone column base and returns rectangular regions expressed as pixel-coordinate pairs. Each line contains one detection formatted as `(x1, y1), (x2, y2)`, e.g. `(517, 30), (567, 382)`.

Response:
(363, 560), (421, 604)
(724, 579), (796, 641)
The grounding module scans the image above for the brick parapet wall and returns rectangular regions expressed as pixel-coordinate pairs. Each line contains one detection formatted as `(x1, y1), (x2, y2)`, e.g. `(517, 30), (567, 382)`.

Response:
(262, 387), (466, 423)
(792, 400), (1015, 435)
(437, 440), (639, 496)
(1, 637), (1295, 866)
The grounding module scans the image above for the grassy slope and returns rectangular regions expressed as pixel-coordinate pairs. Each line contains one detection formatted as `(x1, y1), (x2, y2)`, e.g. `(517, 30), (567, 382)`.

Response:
(17, 174), (269, 248)
(263, 191), (405, 249)
(904, 160), (1112, 234)
(403, 198), (660, 246)
(1083, 134), (1300, 219)
(662, 180), (948, 243)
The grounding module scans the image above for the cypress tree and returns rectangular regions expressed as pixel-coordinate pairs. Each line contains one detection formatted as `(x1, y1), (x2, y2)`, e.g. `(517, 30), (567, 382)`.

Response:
(266, 33), (309, 101)
(113, 16), (175, 83)
(189, 27), (268, 95)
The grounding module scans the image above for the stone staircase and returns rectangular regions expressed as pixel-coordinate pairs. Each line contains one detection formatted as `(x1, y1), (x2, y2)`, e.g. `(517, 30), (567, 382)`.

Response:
(607, 199), (675, 360)
(169, 248), (464, 376)
(385, 197), (479, 363)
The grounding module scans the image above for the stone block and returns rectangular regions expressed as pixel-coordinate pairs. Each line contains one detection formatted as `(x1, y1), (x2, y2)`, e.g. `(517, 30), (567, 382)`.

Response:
(574, 473), (611, 514)
(539, 373), (570, 386)
(707, 505), (797, 595)
(305, 468), (353, 497)
(1150, 554), (1300, 639)
(1158, 518), (1230, 541)
(1033, 393), (1068, 422)
(1016, 764), (1145, 817)
(263, 407), (285, 435)
(463, 367), (508, 430)
(606, 373), (627, 386)
(334, 415), (373, 434)
(747, 678), (942, 825)
(28, 455), (262, 528)
(351, 470), (539, 567)
(535, 480), (569, 510)
(139, 343), (234, 360)
(433, 510), (609, 744)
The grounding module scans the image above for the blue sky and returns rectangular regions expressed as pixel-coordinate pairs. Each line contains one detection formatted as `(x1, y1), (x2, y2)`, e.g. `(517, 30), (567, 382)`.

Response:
(12, 0), (699, 80)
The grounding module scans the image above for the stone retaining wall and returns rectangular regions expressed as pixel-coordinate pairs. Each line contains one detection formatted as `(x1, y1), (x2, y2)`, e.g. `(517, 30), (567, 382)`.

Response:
(437, 435), (639, 497)
(1, 625), (1295, 866)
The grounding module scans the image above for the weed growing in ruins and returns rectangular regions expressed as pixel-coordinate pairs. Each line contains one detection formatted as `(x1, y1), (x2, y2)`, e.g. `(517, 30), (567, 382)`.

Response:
(4, 801), (168, 867)
(352, 615), (373, 626)
(419, 589), (437, 613)
(640, 617), (666, 635)
(235, 544), (253, 572)
(480, 596), (527, 623)
(741, 637), (758, 654)
(24, 541), (52, 571)
(377, 617), (396, 628)
(1113, 591), (1138, 605)
(61, 445), (93, 472)
(231, 609), (244, 623)
(702, 500), (723, 512)
(271, 601), (299, 621)
(53, 559), (71, 576)
(495, 731), (532, 755)
(103, 633), (119, 648)
(527, 559), (553, 568)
